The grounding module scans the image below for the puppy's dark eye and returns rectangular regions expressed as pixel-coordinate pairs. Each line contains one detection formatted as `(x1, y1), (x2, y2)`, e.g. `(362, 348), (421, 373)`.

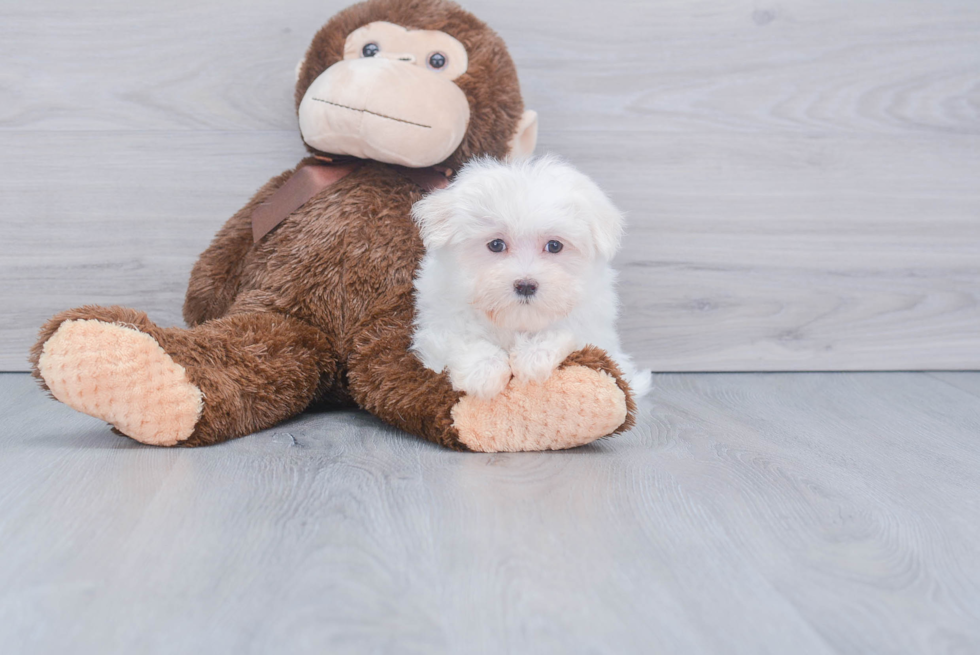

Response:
(427, 52), (447, 70)
(487, 239), (506, 253)
(362, 43), (380, 57)
(545, 240), (563, 253)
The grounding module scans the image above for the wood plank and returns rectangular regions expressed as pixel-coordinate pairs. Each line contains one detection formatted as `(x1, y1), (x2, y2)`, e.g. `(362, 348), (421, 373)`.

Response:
(2, 371), (979, 652)
(555, 132), (980, 371)
(4, 0), (978, 136)
(928, 371), (980, 398)
(2, 0), (979, 371)
(646, 371), (980, 654)
(0, 131), (306, 369)
(2, 129), (977, 370)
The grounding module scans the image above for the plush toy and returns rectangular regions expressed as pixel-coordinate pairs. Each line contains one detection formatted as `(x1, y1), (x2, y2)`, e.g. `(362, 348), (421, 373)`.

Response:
(29, 0), (636, 452)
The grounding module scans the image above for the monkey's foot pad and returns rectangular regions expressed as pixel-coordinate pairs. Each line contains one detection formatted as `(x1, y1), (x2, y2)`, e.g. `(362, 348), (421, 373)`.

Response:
(451, 365), (628, 452)
(37, 319), (203, 446)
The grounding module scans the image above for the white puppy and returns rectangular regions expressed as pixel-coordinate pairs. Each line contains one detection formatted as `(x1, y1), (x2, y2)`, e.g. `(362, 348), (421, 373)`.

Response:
(410, 156), (651, 400)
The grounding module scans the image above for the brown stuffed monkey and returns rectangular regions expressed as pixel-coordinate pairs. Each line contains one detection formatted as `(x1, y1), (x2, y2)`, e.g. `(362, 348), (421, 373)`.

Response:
(29, 0), (636, 452)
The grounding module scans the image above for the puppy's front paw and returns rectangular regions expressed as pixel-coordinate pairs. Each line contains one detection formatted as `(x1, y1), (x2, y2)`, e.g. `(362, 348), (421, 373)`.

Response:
(448, 344), (513, 400)
(510, 331), (579, 384)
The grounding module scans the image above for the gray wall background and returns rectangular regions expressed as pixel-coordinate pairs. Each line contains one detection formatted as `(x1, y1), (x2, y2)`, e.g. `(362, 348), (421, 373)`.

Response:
(1, 0), (978, 371)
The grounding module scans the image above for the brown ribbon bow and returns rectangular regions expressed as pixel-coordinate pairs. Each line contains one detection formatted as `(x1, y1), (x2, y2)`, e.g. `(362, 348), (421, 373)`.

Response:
(251, 162), (451, 243)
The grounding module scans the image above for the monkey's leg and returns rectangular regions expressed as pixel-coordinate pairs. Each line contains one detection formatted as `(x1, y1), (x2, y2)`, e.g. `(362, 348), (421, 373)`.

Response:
(346, 315), (636, 453)
(30, 306), (335, 447)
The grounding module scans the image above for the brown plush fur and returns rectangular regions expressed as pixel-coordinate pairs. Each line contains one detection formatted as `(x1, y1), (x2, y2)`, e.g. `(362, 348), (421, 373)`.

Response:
(30, 0), (635, 450)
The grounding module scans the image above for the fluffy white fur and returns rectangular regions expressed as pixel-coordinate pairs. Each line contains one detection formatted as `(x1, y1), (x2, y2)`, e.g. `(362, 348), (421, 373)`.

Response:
(411, 156), (651, 400)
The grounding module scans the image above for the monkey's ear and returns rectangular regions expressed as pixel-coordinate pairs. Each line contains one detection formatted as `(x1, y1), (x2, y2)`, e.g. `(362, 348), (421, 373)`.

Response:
(295, 52), (308, 82)
(412, 187), (458, 250)
(506, 110), (538, 161)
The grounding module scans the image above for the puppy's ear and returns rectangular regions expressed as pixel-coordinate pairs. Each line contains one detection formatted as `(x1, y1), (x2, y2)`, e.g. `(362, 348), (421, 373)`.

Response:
(412, 187), (458, 250)
(573, 181), (625, 261)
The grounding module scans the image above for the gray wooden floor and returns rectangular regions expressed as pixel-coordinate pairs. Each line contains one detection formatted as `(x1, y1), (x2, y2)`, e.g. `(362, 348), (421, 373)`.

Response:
(2, 372), (979, 654)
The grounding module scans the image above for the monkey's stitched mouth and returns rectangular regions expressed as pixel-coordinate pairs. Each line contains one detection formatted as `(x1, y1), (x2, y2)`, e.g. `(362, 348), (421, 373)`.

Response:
(311, 98), (432, 129)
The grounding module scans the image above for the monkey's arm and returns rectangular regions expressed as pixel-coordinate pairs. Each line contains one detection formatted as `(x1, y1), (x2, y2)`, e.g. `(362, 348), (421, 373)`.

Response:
(346, 291), (636, 453)
(182, 167), (296, 326)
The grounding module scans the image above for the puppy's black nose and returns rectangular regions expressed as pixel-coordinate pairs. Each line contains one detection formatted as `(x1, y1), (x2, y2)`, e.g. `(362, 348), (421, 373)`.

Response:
(514, 279), (538, 297)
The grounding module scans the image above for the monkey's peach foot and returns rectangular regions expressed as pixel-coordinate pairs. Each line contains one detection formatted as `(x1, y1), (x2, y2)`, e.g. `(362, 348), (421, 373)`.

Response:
(37, 319), (203, 446)
(450, 365), (628, 452)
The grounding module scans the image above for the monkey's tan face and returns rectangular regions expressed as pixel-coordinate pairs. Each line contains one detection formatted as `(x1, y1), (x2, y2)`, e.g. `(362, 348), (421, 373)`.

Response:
(298, 21), (471, 168)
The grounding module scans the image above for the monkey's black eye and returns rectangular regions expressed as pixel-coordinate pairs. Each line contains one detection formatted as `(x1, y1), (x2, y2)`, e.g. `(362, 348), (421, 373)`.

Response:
(545, 240), (563, 253)
(362, 43), (379, 57)
(427, 52), (447, 70)
(487, 239), (506, 253)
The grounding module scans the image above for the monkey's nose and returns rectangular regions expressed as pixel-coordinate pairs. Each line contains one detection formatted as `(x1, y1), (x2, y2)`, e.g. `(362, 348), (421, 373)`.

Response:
(514, 279), (538, 297)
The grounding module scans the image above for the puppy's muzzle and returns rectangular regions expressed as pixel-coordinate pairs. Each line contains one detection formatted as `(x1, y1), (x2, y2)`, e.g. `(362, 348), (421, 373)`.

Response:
(514, 279), (538, 297)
